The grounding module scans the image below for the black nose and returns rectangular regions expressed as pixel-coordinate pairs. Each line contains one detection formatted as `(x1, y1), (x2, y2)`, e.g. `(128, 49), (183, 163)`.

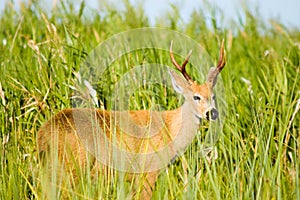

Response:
(206, 108), (219, 120)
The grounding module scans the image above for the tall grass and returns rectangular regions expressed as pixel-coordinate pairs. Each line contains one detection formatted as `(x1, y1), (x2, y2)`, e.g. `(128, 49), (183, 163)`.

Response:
(0, 1), (299, 199)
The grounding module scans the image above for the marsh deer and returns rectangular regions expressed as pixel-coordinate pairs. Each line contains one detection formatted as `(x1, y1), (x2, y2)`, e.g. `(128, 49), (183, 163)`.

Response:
(37, 40), (226, 199)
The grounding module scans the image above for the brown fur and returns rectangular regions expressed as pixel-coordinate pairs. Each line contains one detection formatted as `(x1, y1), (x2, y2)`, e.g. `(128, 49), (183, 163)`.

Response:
(37, 84), (212, 199)
(37, 43), (226, 199)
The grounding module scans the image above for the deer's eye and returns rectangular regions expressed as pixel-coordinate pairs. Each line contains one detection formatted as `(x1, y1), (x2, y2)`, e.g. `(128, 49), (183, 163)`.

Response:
(193, 95), (201, 101)
(212, 95), (216, 101)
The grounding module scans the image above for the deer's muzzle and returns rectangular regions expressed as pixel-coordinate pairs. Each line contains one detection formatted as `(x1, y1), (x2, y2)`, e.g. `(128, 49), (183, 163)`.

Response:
(206, 108), (218, 121)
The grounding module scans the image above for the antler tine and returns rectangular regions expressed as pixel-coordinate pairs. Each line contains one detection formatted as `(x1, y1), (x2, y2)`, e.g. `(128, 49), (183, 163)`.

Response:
(216, 39), (226, 72)
(170, 40), (193, 83)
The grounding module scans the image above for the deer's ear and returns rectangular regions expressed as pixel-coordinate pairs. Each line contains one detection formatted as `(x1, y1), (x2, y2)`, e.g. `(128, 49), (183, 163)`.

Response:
(206, 67), (218, 87)
(169, 69), (190, 94)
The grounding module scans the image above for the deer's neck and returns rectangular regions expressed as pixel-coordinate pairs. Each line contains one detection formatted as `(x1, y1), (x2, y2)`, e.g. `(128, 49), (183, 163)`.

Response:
(166, 102), (200, 156)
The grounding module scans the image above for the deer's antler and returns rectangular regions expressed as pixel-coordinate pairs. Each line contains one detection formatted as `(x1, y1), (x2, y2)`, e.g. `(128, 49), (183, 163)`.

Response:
(206, 39), (226, 87)
(170, 41), (193, 83)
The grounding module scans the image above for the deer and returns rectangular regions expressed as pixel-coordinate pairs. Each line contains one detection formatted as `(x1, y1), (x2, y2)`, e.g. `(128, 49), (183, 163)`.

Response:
(37, 40), (226, 199)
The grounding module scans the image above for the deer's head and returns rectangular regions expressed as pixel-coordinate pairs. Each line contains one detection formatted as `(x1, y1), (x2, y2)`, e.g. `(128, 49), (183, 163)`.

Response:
(169, 40), (226, 121)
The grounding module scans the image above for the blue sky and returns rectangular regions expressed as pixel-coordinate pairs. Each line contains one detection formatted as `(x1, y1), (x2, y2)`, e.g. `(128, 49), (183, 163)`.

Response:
(0, 0), (299, 29)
